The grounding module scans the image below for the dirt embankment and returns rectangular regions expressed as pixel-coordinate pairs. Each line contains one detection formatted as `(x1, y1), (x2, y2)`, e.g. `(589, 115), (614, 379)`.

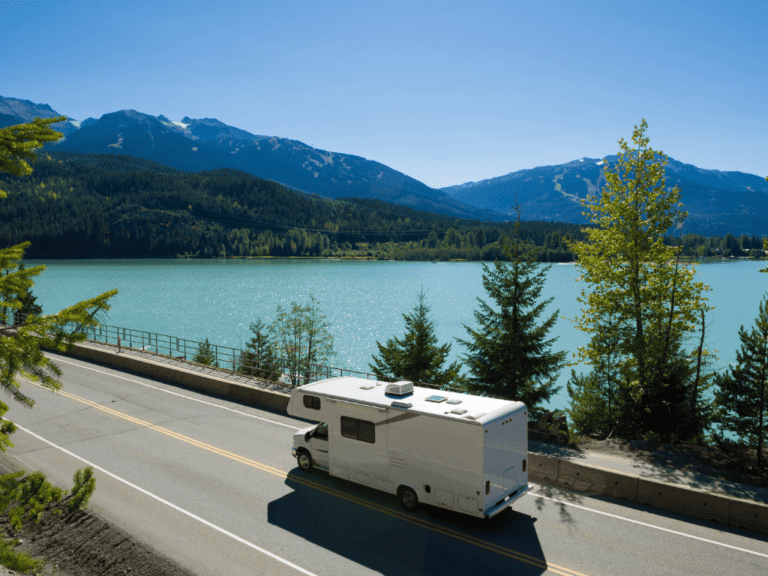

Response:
(0, 453), (198, 576)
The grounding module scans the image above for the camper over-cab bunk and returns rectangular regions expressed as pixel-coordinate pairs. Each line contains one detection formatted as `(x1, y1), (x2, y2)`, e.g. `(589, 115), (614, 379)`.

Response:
(287, 376), (531, 519)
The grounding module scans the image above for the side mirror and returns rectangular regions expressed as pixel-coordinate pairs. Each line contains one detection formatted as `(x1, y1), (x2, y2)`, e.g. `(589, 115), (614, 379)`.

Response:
(305, 431), (312, 442)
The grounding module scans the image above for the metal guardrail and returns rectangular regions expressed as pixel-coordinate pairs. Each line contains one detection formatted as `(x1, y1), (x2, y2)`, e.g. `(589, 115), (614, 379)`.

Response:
(6, 311), (467, 393)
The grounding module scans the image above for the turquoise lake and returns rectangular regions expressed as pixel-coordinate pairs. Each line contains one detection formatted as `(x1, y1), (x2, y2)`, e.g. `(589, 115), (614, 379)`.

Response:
(25, 258), (768, 418)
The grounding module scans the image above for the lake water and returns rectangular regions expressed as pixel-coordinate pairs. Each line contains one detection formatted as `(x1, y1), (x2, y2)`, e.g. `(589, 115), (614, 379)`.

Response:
(25, 258), (768, 419)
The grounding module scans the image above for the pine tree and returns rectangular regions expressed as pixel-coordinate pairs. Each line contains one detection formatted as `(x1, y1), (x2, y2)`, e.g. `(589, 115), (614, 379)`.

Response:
(458, 208), (566, 421)
(761, 238), (767, 273)
(0, 116), (116, 452)
(12, 262), (43, 326)
(369, 289), (462, 387)
(566, 314), (630, 438)
(237, 319), (280, 381)
(712, 296), (768, 470)
(193, 338), (218, 367)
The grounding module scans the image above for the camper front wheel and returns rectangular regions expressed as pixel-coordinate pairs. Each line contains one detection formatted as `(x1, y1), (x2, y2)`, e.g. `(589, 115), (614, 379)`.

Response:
(297, 450), (313, 472)
(398, 487), (419, 512)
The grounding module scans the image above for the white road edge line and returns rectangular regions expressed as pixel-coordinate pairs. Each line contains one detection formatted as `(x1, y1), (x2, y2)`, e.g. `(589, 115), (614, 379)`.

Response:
(530, 491), (768, 559)
(9, 421), (320, 576)
(48, 355), (302, 430)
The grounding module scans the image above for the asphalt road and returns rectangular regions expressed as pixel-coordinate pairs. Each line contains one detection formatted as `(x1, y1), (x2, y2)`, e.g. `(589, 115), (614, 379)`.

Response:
(4, 351), (767, 576)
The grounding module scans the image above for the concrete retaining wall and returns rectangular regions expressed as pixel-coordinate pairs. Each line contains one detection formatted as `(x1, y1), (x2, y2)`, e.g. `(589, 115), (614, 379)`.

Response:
(57, 341), (768, 536)
(60, 341), (291, 413)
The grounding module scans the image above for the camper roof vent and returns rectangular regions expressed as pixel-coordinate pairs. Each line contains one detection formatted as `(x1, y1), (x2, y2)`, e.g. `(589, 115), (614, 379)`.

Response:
(446, 399), (462, 405)
(385, 381), (414, 396)
(463, 412), (485, 420)
(425, 395), (447, 403)
(450, 408), (468, 415)
(360, 384), (375, 390)
(391, 400), (412, 409)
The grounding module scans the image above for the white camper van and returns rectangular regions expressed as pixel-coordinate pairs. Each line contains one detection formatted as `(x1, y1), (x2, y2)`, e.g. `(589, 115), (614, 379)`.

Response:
(287, 376), (531, 519)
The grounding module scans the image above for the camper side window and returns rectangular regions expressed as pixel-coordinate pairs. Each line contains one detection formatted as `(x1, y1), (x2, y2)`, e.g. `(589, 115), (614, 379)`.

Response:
(340, 416), (375, 444)
(303, 395), (321, 410)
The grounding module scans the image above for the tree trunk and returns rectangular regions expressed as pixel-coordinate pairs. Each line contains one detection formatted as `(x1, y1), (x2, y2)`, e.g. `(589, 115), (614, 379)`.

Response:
(691, 309), (706, 440)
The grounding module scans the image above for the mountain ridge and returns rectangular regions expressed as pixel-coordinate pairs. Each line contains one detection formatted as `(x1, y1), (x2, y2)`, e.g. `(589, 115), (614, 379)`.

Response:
(2, 94), (766, 235)
(0, 96), (503, 222)
(441, 155), (768, 237)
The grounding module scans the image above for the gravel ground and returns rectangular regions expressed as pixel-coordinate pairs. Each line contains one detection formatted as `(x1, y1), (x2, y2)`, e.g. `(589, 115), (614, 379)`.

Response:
(0, 452), (198, 576)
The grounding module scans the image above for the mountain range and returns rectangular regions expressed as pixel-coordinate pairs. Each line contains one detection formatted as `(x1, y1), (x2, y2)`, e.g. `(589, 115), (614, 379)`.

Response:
(0, 96), (502, 222)
(442, 156), (768, 237)
(2, 94), (767, 237)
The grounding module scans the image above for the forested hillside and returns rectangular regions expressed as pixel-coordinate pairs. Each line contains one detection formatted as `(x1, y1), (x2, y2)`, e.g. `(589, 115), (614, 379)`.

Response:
(0, 152), (585, 261)
(2, 152), (764, 261)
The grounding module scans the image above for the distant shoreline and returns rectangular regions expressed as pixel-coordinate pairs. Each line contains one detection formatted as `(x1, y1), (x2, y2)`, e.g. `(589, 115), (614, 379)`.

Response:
(22, 255), (766, 265)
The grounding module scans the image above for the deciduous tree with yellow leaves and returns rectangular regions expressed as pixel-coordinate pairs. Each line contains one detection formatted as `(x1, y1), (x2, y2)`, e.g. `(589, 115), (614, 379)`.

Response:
(567, 119), (713, 442)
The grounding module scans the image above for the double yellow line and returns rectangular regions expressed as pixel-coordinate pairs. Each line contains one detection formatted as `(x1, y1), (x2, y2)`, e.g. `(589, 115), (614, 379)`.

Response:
(36, 383), (589, 576)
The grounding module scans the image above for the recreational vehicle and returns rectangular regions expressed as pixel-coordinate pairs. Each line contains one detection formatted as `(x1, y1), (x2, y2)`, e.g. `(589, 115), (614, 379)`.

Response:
(287, 376), (531, 519)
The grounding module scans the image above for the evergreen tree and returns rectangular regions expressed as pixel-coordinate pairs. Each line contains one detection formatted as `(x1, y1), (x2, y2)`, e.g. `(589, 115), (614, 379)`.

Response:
(12, 262), (43, 326)
(566, 314), (629, 438)
(712, 296), (768, 470)
(237, 319), (280, 381)
(0, 116), (116, 453)
(458, 208), (566, 422)
(761, 238), (768, 273)
(193, 338), (218, 367)
(369, 289), (462, 387)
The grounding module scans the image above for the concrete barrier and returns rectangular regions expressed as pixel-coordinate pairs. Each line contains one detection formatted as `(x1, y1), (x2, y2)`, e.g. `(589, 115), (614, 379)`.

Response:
(51, 341), (768, 536)
(637, 477), (733, 526)
(556, 459), (610, 494)
(727, 497), (768, 534)
(58, 341), (291, 413)
(528, 453), (560, 484)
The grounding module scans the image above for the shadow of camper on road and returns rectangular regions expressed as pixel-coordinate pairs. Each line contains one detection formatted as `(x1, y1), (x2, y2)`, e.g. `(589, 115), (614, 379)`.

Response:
(268, 469), (549, 576)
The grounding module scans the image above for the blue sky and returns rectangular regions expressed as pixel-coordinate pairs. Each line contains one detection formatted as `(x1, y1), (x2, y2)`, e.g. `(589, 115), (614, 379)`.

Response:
(2, 0), (766, 188)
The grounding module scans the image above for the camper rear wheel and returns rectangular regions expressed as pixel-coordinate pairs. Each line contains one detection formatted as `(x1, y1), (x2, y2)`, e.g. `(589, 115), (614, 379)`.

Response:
(398, 487), (419, 512)
(297, 450), (313, 472)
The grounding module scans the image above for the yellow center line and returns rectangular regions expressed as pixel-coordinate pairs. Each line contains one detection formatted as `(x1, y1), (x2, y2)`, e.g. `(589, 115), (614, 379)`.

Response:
(31, 382), (590, 576)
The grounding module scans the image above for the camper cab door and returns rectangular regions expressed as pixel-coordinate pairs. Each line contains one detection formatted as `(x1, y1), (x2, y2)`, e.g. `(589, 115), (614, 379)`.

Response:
(307, 422), (329, 470)
(329, 399), (390, 490)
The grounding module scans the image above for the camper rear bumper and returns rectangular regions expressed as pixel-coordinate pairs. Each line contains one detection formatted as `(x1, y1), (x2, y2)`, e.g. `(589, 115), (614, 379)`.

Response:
(486, 483), (532, 518)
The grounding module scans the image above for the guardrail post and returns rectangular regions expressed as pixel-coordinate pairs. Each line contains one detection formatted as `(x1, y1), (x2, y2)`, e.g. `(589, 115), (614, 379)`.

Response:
(118, 336), (121, 353)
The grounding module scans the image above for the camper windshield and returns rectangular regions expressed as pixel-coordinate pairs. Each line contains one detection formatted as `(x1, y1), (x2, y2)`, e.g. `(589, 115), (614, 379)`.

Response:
(315, 422), (328, 440)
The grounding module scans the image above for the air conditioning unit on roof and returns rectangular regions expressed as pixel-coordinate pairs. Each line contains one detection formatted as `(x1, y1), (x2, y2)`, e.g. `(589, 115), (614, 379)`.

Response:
(385, 381), (414, 396)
